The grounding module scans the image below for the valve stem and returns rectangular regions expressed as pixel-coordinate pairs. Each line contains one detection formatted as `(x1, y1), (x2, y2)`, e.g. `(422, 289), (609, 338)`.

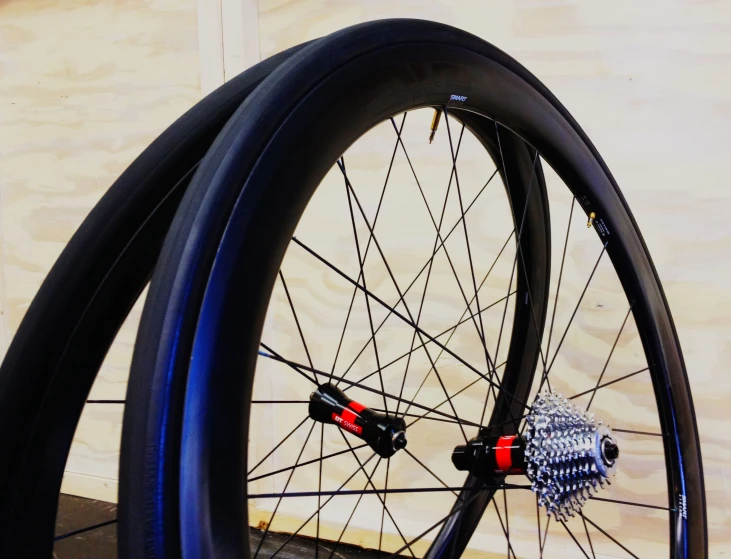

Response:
(429, 109), (442, 143)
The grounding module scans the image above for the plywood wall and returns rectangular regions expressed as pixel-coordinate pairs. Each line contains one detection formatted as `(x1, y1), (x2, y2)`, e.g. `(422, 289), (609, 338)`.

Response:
(0, 0), (201, 500)
(1, 0), (730, 556)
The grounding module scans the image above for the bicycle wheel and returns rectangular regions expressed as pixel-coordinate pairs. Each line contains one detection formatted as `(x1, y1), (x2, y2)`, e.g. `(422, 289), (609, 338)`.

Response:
(121, 19), (706, 559)
(0, 43), (306, 558)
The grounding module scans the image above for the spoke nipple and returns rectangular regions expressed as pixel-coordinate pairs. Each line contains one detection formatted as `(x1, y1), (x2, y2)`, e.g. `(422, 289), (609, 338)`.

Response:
(587, 211), (596, 228)
(429, 108), (442, 144)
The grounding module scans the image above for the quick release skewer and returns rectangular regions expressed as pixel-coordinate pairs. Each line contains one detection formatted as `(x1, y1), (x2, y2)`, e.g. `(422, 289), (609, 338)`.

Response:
(309, 383), (407, 458)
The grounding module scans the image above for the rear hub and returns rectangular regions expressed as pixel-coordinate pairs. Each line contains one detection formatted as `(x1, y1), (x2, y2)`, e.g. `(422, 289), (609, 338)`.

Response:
(451, 392), (619, 520)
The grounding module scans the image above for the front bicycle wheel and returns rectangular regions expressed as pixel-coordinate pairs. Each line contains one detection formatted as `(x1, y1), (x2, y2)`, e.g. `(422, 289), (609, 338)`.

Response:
(120, 19), (706, 559)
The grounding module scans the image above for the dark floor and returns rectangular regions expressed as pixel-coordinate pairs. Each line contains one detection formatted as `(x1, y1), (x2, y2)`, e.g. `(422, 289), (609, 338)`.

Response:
(55, 494), (402, 558)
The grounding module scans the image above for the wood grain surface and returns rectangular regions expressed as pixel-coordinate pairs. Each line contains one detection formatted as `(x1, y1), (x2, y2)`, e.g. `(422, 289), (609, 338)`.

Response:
(1, 0), (729, 556)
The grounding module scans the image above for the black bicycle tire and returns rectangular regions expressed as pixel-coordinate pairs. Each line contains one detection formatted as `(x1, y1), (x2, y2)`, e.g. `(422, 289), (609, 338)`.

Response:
(123, 18), (706, 559)
(0, 42), (307, 558)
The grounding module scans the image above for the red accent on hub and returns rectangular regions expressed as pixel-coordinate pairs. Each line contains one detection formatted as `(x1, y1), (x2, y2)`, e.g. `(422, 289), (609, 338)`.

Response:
(349, 400), (366, 413)
(331, 411), (363, 435)
(495, 435), (517, 472)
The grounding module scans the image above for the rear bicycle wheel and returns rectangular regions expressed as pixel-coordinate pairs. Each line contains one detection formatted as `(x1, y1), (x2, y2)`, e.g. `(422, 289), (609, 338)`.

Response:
(121, 19), (706, 559)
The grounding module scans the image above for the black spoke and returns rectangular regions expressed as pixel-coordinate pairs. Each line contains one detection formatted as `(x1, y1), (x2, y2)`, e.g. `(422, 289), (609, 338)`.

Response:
(569, 366), (649, 401)
(394, 120), (465, 420)
(344, 288), (514, 397)
(581, 513), (597, 559)
(406, 362), (509, 430)
(541, 242), (608, 383)
(341, 157), (389, 416)
(542, 196), (576, 391)
(253, 421), (316, 559)
(251, 400), (309, 404)
(335, 167), (500, 387)
(339, 432), (415, 558)
(613, 427), (665, 437)
(536, 494), (543, 559)
(492, 499), (518, 559)
(259, 346), (486, 429)
(340, 167), (469, 441)
(249, 442), (369, 483)
(329, 114), (407, 381)
(503, 489), (510, 559)
(54, 518), (117, 541)
(379, 458), (391, 553)
(590, 495), (674, 511)
(326, 458), (383, 559)
(581, 513), (640, 559)
(541, 515), (551, 556)
(316, 423), (324, 559)
(247, 415), (309, 477)
(383, 490), (485, 559)
(259, 344), (317, 385)
(559, 520), (591, 559)
(404, 448), (458, 496)
(586, 304), (633, 411)
(279, 270), (316, 378)
(248, 483), (530, 499)
(266, 452), (380, 559)
(493, 125), (549, 382)
(291, 237), (532, 411)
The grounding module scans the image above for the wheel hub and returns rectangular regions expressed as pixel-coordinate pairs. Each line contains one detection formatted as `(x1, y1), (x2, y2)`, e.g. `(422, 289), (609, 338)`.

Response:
(309, 383), (407, 458)
(451, 392), (619, 521)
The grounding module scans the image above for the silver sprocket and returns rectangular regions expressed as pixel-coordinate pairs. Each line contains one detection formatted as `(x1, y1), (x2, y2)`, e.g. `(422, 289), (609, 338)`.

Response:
(525, 392), (618, 521)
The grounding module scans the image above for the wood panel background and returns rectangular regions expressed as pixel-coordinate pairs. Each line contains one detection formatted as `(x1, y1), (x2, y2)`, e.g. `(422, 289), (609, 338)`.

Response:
(1, 0), (729, 556)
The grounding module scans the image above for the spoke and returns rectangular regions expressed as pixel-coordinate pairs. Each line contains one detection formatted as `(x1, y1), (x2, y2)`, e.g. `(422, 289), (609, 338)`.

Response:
(493, 125), (549, 382)
(248, 442), (369, 483)
(258, 349), (485, 429)
(503, 489), (510, 559)
(339, 432), (415, 558)
(326, 458), (383, 559)
(291, 237), (531, 411)
(613, 427), (665, 437)
(379, 458), (391, 553)
(335, 167), (500, 387)
(329, 114), (407, 380)
(395, 120), (465, 419)
(266, 452), (379, 559)
(541, 242), (608, 383)
(341, 157), (389, 415)
(541, 515), (551, 556)
(401, 234), (516, 418)
(559, 520), (591, 559)
(406, 362), (510, 430)
(316, 423), (324, 559)
(54, 518), (117, 541)
(404, 448), (458, 497)
(251, 400), (309, 404)
(247, 415), (309, 477)
(383, 491), (485, 559)
(581, 513), (640, 559)
(492, 499), (518, 559)
(279, 270), (315, 377)
(248, 483), (530, 499)
(569, 366), (649, 401)
(581, 513), (597, 559)
(586, 304), (633, 411)
(259, 344), (317, 385)
(341, 171), (469, 441)
(590, 495), (673, 511)
(85, 400), (124, 404)
(394, 115), (501, 394)
(543, 197), (576, 390)
(374, 409), (467, 426)
(253, 421), (316, 559)
(536, 494), (543, 559)
(346, 290), (514, 401)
